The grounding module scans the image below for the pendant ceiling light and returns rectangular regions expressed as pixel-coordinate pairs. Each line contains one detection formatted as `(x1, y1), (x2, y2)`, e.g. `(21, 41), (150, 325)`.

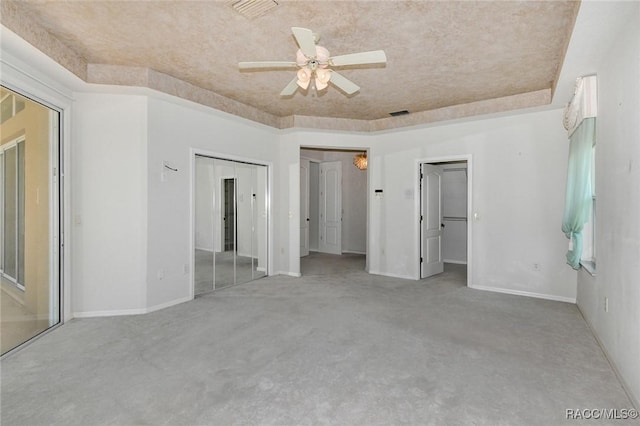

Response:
(353, 152), (367, 170)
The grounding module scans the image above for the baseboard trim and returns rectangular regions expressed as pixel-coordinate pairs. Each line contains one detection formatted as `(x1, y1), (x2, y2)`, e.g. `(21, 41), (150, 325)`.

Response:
(469, 284), (576, 304)
(342, 250), (366, 255)
(73, 296), (193, 319)
(368, 270), (416, 281)
(195, 246), (213, 252)
(73, 308), (147, 318)
(577, 304), (640, 410)
(277, 271), (302, 277)
(146, 296), (192, 314)
(443, 259), (467, 265)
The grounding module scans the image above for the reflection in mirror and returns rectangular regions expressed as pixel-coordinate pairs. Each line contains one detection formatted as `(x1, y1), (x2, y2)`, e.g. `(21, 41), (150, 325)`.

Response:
(214, 158), (238, 289)
(194, 156), (215, 295)
(254, 165), (267, 279)
(235, 163), (253, 285)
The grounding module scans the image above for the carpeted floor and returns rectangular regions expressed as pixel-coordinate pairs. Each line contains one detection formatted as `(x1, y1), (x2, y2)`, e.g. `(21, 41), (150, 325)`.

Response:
(1, 254), (636, 425)
(194, 249), (265, 295)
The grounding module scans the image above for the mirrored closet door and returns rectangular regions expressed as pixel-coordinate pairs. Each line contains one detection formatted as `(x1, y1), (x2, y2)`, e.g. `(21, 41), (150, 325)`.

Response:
(194, 155), (267, 295)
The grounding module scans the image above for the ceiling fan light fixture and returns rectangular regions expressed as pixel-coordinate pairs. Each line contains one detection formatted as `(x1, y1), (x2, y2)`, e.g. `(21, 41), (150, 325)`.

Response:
(315, 69), (331, 90)
(297, 68), (311, 89)
(239, 27), (386, 97)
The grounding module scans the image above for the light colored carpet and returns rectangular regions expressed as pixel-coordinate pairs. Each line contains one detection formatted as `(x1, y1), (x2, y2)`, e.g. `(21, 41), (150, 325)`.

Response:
(1, 254), (636, 425)
(194, 249), (265, 295)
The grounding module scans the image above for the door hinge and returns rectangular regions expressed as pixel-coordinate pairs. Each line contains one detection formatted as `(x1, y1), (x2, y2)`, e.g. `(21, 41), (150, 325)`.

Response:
(420, 215), (423, 222)
(420, 257), (423, 263)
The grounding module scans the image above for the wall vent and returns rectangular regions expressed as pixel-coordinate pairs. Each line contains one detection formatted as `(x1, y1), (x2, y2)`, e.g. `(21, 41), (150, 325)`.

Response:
(231, 0), (279, 19)
(389, 110), (410, 117)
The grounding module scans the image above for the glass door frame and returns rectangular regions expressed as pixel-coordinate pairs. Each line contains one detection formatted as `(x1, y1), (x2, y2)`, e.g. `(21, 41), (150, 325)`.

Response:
(0, 82), (64, 356)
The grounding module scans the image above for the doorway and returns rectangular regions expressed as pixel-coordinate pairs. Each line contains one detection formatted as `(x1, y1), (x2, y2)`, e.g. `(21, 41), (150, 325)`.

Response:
(300, 147), (368, 275)
(0, 86), (62, 355)
(419, 157), (471, 284)
(194, 155), (268, 295)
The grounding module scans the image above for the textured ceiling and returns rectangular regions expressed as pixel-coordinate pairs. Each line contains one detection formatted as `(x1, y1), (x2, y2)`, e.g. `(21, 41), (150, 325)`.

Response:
(1, 0), (579, 128)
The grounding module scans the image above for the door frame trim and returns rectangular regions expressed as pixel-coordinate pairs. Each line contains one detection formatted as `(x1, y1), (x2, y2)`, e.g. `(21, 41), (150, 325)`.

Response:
(415, 155), (472, 286)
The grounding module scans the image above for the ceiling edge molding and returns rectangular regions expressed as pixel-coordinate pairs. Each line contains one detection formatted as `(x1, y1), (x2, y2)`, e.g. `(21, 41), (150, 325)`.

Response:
(87, 64), (150, 87)
(289, 115), (370, 132)
(87, 63), (282, 129)
(0, 1), (88, 81)
(146, 68), (282, 128)
(369, 89), (552, 132)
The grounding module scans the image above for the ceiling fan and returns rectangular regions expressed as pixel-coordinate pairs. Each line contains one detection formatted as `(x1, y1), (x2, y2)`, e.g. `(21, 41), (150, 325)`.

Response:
(239, 27), (387, 96)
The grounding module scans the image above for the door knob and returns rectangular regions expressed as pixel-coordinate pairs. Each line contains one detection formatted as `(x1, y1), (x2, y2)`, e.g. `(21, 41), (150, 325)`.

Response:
(306, 218), (310, 221)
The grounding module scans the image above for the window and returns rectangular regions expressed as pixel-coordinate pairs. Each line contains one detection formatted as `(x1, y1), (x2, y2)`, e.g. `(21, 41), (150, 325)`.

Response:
(1, 138), (26, 289)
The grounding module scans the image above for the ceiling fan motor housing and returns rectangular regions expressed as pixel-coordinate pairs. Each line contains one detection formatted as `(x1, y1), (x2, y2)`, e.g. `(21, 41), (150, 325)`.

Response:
(296, 46), (330, 68)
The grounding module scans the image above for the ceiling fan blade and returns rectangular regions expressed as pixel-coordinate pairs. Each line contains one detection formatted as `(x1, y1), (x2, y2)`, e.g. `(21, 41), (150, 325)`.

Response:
(329, 71), (360, 95)
(280, 77), (299, 96)
(291, 27), (317, 58)
(329, 50), (387, 67)
(239, 61), (297, 70)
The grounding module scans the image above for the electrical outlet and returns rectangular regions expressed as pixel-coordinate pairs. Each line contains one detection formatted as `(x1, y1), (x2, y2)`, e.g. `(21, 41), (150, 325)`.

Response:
(183, 264), (189, 275)
(533, 263), (541, 271)
(604, 297), (609, 313)
(157, 269), (164, 280)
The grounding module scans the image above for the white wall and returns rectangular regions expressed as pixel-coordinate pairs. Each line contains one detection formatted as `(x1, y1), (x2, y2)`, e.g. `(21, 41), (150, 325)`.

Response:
(146, 97), (280, 308)
(71, 93), (148, 315)
(576, 3), (640, 407)
(372, 108), (577, 301)
(71, 94), (281, 314)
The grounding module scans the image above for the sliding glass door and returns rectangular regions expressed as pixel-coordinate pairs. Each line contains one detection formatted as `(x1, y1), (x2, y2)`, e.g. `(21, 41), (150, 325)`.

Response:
(0, 86), (61, 355)
(194, 155), (267, 295)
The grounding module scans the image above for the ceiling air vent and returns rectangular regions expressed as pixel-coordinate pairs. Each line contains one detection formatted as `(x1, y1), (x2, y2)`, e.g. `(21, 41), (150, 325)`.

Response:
(389, 110), (410, 117)
(231, 0), (279, 19)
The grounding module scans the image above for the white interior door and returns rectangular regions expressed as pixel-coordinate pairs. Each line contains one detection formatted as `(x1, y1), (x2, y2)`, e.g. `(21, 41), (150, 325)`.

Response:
(300, 159), (310, 257)
(421, 164), (444, 278)
(318, 161), (342, 255)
